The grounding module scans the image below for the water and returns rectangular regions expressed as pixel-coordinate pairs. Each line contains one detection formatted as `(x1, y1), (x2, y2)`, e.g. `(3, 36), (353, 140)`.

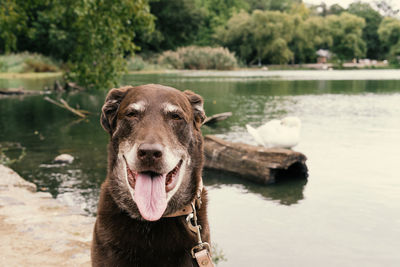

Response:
(1, 71), (399, 266)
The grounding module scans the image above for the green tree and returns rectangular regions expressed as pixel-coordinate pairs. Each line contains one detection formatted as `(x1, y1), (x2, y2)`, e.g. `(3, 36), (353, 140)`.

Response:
(288, 2), (310, 20)
(289, 15), (333, 63)
(348, 1), (384, 59)
(245, 0), (301, 12)
(0, 0), (25, 53)
(215, 10), (253, 62)
(138, 0), (206, 51)
(326, 12), (366, 61)
(378, 17), (400, 63)
(67, 0), (154, 88)
(217, 10), (294, 64)
(0, 0), (154, 89)
(327, 4), (344, 15)
(195, 0), (248, 45)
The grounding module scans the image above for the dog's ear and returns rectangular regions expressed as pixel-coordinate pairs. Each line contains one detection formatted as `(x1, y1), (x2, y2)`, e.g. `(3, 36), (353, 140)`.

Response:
(183, 90), (206, 129)
(101, 87), (130, 134)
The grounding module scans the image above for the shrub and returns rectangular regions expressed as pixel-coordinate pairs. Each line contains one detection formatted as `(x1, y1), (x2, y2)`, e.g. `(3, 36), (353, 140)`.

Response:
(158, 46), (237, 70)
(158, 50), (184, 69)
(127, 56), (146, 71)
(0, 52), (60, 73)
(24, 58), (59, 72)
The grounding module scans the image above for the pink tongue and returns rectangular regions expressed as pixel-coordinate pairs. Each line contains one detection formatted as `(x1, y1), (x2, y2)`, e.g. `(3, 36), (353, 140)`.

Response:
(135, 173), (167, 221)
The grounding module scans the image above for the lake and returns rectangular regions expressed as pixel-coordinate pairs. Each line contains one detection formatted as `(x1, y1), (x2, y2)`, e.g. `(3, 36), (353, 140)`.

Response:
(1, 70), (399, 266)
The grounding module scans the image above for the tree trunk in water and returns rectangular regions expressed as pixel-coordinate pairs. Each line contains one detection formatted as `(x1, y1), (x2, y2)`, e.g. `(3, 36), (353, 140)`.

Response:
(203, 135), (308, 184)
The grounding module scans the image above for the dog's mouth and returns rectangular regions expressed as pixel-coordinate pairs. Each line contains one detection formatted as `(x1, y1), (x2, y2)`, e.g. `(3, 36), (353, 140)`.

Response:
(124, 159), (183, 192)
(123, 157), (183, 221)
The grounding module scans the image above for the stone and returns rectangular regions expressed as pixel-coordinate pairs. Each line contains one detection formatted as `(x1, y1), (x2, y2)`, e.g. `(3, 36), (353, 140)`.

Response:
(54, 154), (74, 164)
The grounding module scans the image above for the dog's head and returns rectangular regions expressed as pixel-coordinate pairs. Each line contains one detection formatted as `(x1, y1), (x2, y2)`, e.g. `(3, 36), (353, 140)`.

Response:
(101, 84), (205, 221)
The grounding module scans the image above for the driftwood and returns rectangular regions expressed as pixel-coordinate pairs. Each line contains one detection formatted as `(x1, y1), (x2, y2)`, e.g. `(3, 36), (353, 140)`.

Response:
(66, 82), (85, 91)
(203, 135), (308, 184)
(203, 112), (232, 125)
(47, 81), (85, 92)
(0, 87), (46, 95)
(44, 96), (89, 118)
(54, 80), (64, 92)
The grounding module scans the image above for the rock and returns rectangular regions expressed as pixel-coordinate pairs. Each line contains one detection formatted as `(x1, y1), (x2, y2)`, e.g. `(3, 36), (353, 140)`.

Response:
(54, 154), (74, 164)
(0, 164), (93, 266)
(0, 165), (37, 192)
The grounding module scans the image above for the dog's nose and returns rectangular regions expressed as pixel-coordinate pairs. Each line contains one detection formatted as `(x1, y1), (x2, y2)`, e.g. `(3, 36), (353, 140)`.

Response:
(137, 143), (164, 162)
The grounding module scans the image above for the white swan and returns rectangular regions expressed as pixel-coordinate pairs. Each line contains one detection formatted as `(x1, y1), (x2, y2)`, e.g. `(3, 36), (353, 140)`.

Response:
(246, 116), (301, 149)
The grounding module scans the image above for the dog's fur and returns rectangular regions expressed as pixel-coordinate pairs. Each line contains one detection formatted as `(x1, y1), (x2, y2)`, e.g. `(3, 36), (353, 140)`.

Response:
(91, 84), (210, 266)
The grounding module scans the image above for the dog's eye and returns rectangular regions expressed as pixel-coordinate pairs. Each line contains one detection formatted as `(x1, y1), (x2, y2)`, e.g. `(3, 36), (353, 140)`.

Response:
(171, 113), (182, 120)
(126, 110), (139, 118)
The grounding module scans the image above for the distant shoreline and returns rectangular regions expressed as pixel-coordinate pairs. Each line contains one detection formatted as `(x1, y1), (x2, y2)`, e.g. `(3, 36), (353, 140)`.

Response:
(2, 68), (400, 82)
(128, 69), (400, 81)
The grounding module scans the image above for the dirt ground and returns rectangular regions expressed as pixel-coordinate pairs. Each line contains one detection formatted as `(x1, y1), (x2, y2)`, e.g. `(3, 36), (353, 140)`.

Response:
(0, 164), (94, 266)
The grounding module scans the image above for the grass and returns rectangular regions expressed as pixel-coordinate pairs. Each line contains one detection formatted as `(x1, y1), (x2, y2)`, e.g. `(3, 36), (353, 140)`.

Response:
(0, 52), (61, 73)
(0, 72), (62, 79)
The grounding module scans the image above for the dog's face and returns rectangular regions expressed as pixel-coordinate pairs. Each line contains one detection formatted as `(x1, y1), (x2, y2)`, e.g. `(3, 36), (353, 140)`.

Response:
(101, 84), (205, 221)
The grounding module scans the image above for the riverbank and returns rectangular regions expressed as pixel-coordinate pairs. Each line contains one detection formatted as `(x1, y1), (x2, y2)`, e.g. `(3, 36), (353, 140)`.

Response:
(0, 164), (93, 266)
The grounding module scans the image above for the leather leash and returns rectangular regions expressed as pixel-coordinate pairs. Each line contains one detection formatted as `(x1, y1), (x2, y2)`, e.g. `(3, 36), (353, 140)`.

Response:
(163, 180), (214, 267)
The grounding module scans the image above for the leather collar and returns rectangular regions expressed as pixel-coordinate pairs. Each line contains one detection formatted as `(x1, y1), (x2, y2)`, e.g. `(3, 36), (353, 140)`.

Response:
(163, 179), (203, 218)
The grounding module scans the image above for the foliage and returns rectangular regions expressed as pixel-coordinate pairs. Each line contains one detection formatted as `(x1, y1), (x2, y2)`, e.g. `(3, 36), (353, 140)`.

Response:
(326, 12), (366, 61)
(217, 10), (296, 64)
(158, 46), (237, 70)
(0, 52), (60, 73)
(195, 0), (249, 45)
(348, 2), (384, 59)
(327, 4), (345, 15)
(0, 0), (25, 53)
(139, 0), (206, 51)
(0, 0), (154, 89)
(126, 55), (161, 71)
(245, 0), (300, 12)
(211, 243), (227, 264)
(289, 16), (323, 64)
(158, 51), (184, 69)
(378, 17), (400, 63)
(66, 0), (154, 89)
(291, 15), (333, 63)
(288, 2), (310, 20)
(127, 56), (147, 71)
(1, 0), (400, 73)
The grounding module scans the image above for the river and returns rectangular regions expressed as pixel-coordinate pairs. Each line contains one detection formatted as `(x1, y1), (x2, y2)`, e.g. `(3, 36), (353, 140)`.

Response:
(1, 70), (399, 266)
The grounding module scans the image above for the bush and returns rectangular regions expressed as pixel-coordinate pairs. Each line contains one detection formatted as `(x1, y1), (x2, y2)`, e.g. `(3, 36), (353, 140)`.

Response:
(127, 56), (146, 71)
(158, 51), (184, 69)
(158, 46), (237, 70)
(0, 52), (60, 73)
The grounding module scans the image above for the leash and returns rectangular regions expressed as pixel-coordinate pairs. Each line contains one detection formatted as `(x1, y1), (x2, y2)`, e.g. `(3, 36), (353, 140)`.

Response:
(163, 180), (214, 267)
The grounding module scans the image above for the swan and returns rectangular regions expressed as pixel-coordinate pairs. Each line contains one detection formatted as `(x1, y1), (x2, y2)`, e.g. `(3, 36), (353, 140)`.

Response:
(246, 116), (301, 149)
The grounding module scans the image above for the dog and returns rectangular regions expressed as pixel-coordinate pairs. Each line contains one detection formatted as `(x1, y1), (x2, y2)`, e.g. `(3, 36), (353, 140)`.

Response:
(91, 84), (212, 267)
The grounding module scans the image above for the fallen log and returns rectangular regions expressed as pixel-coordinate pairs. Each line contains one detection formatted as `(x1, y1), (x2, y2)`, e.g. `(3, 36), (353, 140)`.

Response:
(65, 82), (85, 91)
(44, 97), (89, 118)
(203, 112), (232, 125)
(203, 135), (308, 184)
(0, 87), (46, 95)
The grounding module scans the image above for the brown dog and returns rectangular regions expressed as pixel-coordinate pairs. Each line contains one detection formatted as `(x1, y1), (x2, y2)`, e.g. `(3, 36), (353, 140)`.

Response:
(91, 84), (211, 266)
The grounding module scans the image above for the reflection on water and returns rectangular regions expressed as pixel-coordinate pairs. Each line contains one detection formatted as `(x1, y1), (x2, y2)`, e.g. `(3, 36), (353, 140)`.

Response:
(1, 72), (400, 266)
(0, 74), (60, 90)
(204, 169), (307, 206)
